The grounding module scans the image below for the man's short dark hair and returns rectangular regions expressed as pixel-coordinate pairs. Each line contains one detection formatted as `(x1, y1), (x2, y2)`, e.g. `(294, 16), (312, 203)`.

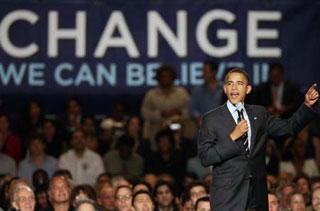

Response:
(155, 64), (177, 82)
(224, 68), (250, 84)
(203, 60), (218, 72)
(195, 196), (210, 210)
(269, 62), (284, 73)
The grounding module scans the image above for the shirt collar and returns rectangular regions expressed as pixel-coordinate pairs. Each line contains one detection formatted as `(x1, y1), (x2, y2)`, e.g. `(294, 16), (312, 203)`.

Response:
(226, 100), (245, 114)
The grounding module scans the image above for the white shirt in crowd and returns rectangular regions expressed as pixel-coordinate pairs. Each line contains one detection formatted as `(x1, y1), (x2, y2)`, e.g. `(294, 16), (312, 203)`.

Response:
(58, 148), (105, 185)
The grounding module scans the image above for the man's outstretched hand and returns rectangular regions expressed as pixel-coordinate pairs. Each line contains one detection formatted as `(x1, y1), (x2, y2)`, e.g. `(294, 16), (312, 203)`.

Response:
(304, 83), (319, 108)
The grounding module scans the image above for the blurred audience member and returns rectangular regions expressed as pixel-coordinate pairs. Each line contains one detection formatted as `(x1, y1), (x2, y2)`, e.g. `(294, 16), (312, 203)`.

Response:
(312, 187), (320, 211)
(126, 116), (152, 160)
(280, 127), (319, 178)
(42, 119), (64, 158)
(289, 191), (306, 211)
(104, 134), (144, 177)
(189, 61), (223, 123)
(179, 193), (192, 211)
(115, 185), (133, 211)
(48, 175), (72, 211)
(0, 131), (16, 176)
(81, 116), (97, 136)
(145, 129), (185, 187)
(253, 62), (303, 118)
(97, 183), (116, 211)
(194, 196), (210, 211)
(70, 184), (97, 208)
(186, 182), (208, 207)
(19, 100), (44, 142)
(268, 191), (280, 211)
(153, 180), (178, 211)
(11, 185), (35, 211)
(0, 114), (22, 162)
(34, 187), (49, 211)
(18, 134), (57, 181)
(58, 129), (105, 185)
(294, 174), (311, 206)
(277, 182), (296, 211)
(132, 182), (152, 194)
(74, 199), (98, 211)
(141, 64), (190, 150)
(32, 169), (49, 191)
(132, 190), (155, 211)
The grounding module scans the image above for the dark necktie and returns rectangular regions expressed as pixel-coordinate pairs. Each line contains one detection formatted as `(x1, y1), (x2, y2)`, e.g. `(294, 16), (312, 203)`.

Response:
(237, 109), (249, 153)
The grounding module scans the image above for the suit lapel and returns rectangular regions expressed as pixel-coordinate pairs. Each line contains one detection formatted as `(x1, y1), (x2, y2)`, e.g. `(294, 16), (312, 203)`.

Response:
(222, 103), (237, 128)
(245, 105), (258, 153)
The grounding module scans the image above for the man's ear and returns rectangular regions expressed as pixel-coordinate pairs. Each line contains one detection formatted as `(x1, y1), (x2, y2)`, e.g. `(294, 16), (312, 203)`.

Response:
(223, 85), (227, 95)
(12, 201), (18, 209)
(246, 85), (252, 94)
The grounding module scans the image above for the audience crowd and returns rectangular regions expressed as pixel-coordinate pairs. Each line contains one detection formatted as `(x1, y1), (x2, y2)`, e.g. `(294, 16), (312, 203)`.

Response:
(0, 62), (320, 211)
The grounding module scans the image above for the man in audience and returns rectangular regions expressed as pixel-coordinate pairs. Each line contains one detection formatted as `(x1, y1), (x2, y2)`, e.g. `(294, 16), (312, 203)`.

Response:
(154, 180), (177, 211)
(58, 129), (105, 185)
(104, 134), (144, 177)
(97, 183), (116, 211)
(253, 62), (303, 118)
(18, 134), (57, 181)
(190, 60), (224, 123)
(132, 190), (155, 211)
(194, 196), (210, 211)
(186, 182), (208, 207)
(48, 175), (72, 211)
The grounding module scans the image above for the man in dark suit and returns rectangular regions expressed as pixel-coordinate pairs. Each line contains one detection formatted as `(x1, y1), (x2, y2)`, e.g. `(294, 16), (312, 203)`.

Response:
(198, 68), (319, 211)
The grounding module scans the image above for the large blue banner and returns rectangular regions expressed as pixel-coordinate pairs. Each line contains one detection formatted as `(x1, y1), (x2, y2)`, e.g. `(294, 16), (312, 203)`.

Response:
(0, 0), (319, 96)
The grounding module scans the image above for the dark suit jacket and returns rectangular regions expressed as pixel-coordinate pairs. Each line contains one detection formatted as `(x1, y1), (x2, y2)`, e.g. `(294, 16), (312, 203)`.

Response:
(197, 103), (315, 211)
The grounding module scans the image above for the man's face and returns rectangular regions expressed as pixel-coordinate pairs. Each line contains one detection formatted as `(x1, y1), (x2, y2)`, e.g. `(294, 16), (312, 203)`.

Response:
(196, 201), (210, 211)
(190, 186), (207, 205)
(158, 71), (174, 88)
(312, 189), (320, 211)
(99, 186), (116, 210)
(12, 188), (35, 211)
(29, 139), (45, 156)
(49, 177), (71, 204)
(133, 193), (154, 211)
(156, 185), (174, 208)
(116, 187), (132, 211)
(290, 193), (305, 211)
(268, 194), (279, 211)
(224, 72), (251, 105)
(202, 64), (216, 83)
(71, 130), (86, 152)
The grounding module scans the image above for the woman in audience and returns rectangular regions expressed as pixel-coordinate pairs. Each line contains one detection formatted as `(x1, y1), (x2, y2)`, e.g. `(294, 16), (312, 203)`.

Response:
(11, 185), (35, 211)
(289, 191), (306, 211)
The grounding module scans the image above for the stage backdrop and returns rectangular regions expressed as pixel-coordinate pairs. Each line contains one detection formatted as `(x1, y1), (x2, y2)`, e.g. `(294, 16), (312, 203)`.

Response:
(0, 0), (319, 114)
